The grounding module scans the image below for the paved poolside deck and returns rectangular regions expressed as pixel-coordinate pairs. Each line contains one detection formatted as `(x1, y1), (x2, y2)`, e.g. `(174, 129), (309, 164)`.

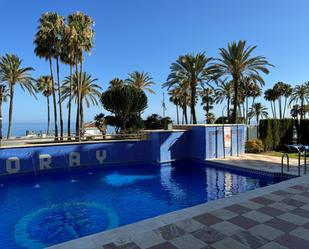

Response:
(48, 155), (309, 249)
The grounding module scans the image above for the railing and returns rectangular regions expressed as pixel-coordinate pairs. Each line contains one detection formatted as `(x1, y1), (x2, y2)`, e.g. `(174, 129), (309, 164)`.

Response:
(281, 153), (290, 178)
(0, 132), (150, 148)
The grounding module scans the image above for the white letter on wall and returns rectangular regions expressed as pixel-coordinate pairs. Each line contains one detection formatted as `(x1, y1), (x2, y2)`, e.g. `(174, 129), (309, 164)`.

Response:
(39, 154), (52, 170)
(96, 150), (106, 164)
(6, 157), (20, 174)
(69, 152), (80, 167)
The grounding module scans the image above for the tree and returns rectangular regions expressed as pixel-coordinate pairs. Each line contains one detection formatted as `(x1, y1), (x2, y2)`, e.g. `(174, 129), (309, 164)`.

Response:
(290, 83), (309, 119)
(34, 12), (64, 139)
(164, 53), (213, 124)
(290, 104), (301, 119)
(101, 85), (147, 131)
(109, 78), (124, 88)
(0, 54), (36, 139)
(0, 85), (9, 142)
(201, 88), (215, 124)
(126, 71), (155, 94)
(264, 88), (278, 118)
(62, 72), (102, 131)
(144, 114), (163, 129)
(273, 82), (292, 119)
(248, 102), (268, 136)
(164, 79), (190, 124)
(240, 77), (261, 124)
(215, 79), (233, 120)
(61, 23), (78, 139)
(213, 40), (272, 123)
(169, 88), (181, 124)
(67, 12), (94, 139)
(37, 76), (53, 135)
(94, 113), (106, 137)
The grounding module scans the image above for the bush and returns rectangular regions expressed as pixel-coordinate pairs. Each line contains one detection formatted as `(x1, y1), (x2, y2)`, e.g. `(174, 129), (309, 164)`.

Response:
(259, 118), (309, 151)
(144, 114), (172, 130)
(245, 139), (264, 153)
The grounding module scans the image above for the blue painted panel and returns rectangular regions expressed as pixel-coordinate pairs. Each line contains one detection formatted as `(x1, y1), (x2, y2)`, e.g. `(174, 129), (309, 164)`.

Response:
(205, 127), (217, 159)
(190, 127), (205, 160)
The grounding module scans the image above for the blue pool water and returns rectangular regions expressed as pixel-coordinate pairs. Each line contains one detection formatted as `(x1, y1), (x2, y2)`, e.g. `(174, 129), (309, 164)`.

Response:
(0, 161), (283, 249)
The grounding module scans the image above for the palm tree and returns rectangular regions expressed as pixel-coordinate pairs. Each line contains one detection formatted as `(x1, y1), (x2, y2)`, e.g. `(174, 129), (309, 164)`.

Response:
(126, 71), (155, 94)
(37, 76), (53, 135)
(248, 102), (268, 136)
(67, 12), (94, 139)
(62, 72), (102, 130)
(164, 53), (213, 124)
(282, 83), (292, 118)
(290, 104), (301, 119)
(169, 88), (182, 124)
(0, 54), (36, 139)
(290, 83), (309, 119)
(213, 40), (272, 123)
(240, 77), (261, 124)
(201, 88), (215, 124)
(109, 78), (124, 88)
(273, 82), (292, 119)
(60, 23), (78, 139)
(215, 79), (233, 120)
(34, 12), (65, 139)
(0, 85), (9, 142)
(264, 88), (278, 118)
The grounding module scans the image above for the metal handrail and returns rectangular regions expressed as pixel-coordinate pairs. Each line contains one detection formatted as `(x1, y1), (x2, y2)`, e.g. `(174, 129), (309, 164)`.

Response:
(305, 148), (308, 174)
(0, 132), (151, 148)
(281, 153), (290, 177)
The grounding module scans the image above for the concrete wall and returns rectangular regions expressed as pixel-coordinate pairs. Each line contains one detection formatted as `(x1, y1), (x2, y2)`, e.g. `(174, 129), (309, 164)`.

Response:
(0, 125), (245, 176)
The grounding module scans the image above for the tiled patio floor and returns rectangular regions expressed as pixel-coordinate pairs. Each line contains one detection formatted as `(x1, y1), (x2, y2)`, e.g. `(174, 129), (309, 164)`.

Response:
(48, 173), (309, 249)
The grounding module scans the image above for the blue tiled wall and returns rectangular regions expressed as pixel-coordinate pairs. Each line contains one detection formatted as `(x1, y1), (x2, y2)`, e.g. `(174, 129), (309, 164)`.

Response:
(0, 125), (245, 175)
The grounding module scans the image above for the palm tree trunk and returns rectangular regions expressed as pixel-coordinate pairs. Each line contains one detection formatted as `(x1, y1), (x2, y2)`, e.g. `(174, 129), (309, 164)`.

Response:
(80, 98), (84, 133)
(184, 104), (188, 124)
(49, 58), (58, 139)
(232, 76), (239, 124)
(301, 99), (304, 119)
(47, 96), (50, 135)
(283, 97), (287, 118)
(227, 98), (230, 121)
(7, 84), (14, 139)
(67, 64), (73, 140)
(78, 60), (83, 141)
(56, 58), (64, 139)
(190, 80), (197, 124)
(176, 104), (179, 124)
(273, 101), (277, 118)
(256, 116), (259, 137)
(75, 60), (79, 139)
(270, 101), (274, 118)
(245, 97), (248, 124)
(279, 97), (282, 119)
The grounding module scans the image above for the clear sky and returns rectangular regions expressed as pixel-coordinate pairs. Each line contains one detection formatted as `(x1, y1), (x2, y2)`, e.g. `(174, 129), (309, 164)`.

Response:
(1, 0), (309, 124)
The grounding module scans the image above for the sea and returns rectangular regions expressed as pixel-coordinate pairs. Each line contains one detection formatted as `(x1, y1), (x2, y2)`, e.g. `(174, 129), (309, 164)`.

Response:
(1, 123), (115, 137)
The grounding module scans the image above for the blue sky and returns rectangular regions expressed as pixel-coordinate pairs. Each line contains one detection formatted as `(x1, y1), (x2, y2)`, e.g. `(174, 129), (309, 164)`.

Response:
(1, 0), (309, 123)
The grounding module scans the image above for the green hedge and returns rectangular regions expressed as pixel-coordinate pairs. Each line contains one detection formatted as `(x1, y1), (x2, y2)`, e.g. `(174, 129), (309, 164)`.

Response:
(259, 119), (309, 151)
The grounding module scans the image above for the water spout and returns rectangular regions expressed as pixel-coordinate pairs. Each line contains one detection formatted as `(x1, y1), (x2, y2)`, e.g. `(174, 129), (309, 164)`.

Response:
(28, 152), (41, 188)
(60, 150), (77, 183)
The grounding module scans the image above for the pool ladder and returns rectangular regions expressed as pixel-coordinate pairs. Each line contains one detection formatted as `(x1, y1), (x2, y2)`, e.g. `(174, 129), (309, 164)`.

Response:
(281, 149), (308, 178)
(281, 153), (290, 178)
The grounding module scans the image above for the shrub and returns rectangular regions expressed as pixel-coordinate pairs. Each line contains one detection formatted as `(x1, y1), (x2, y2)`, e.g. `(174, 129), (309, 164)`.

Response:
(144, 114), (172, 130)
(245, 139), (264, 153)
(259, 118), (309, 151)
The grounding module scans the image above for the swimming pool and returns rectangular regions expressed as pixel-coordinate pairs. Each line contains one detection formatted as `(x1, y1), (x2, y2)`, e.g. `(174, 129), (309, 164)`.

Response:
(0, 160), (284, 249)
